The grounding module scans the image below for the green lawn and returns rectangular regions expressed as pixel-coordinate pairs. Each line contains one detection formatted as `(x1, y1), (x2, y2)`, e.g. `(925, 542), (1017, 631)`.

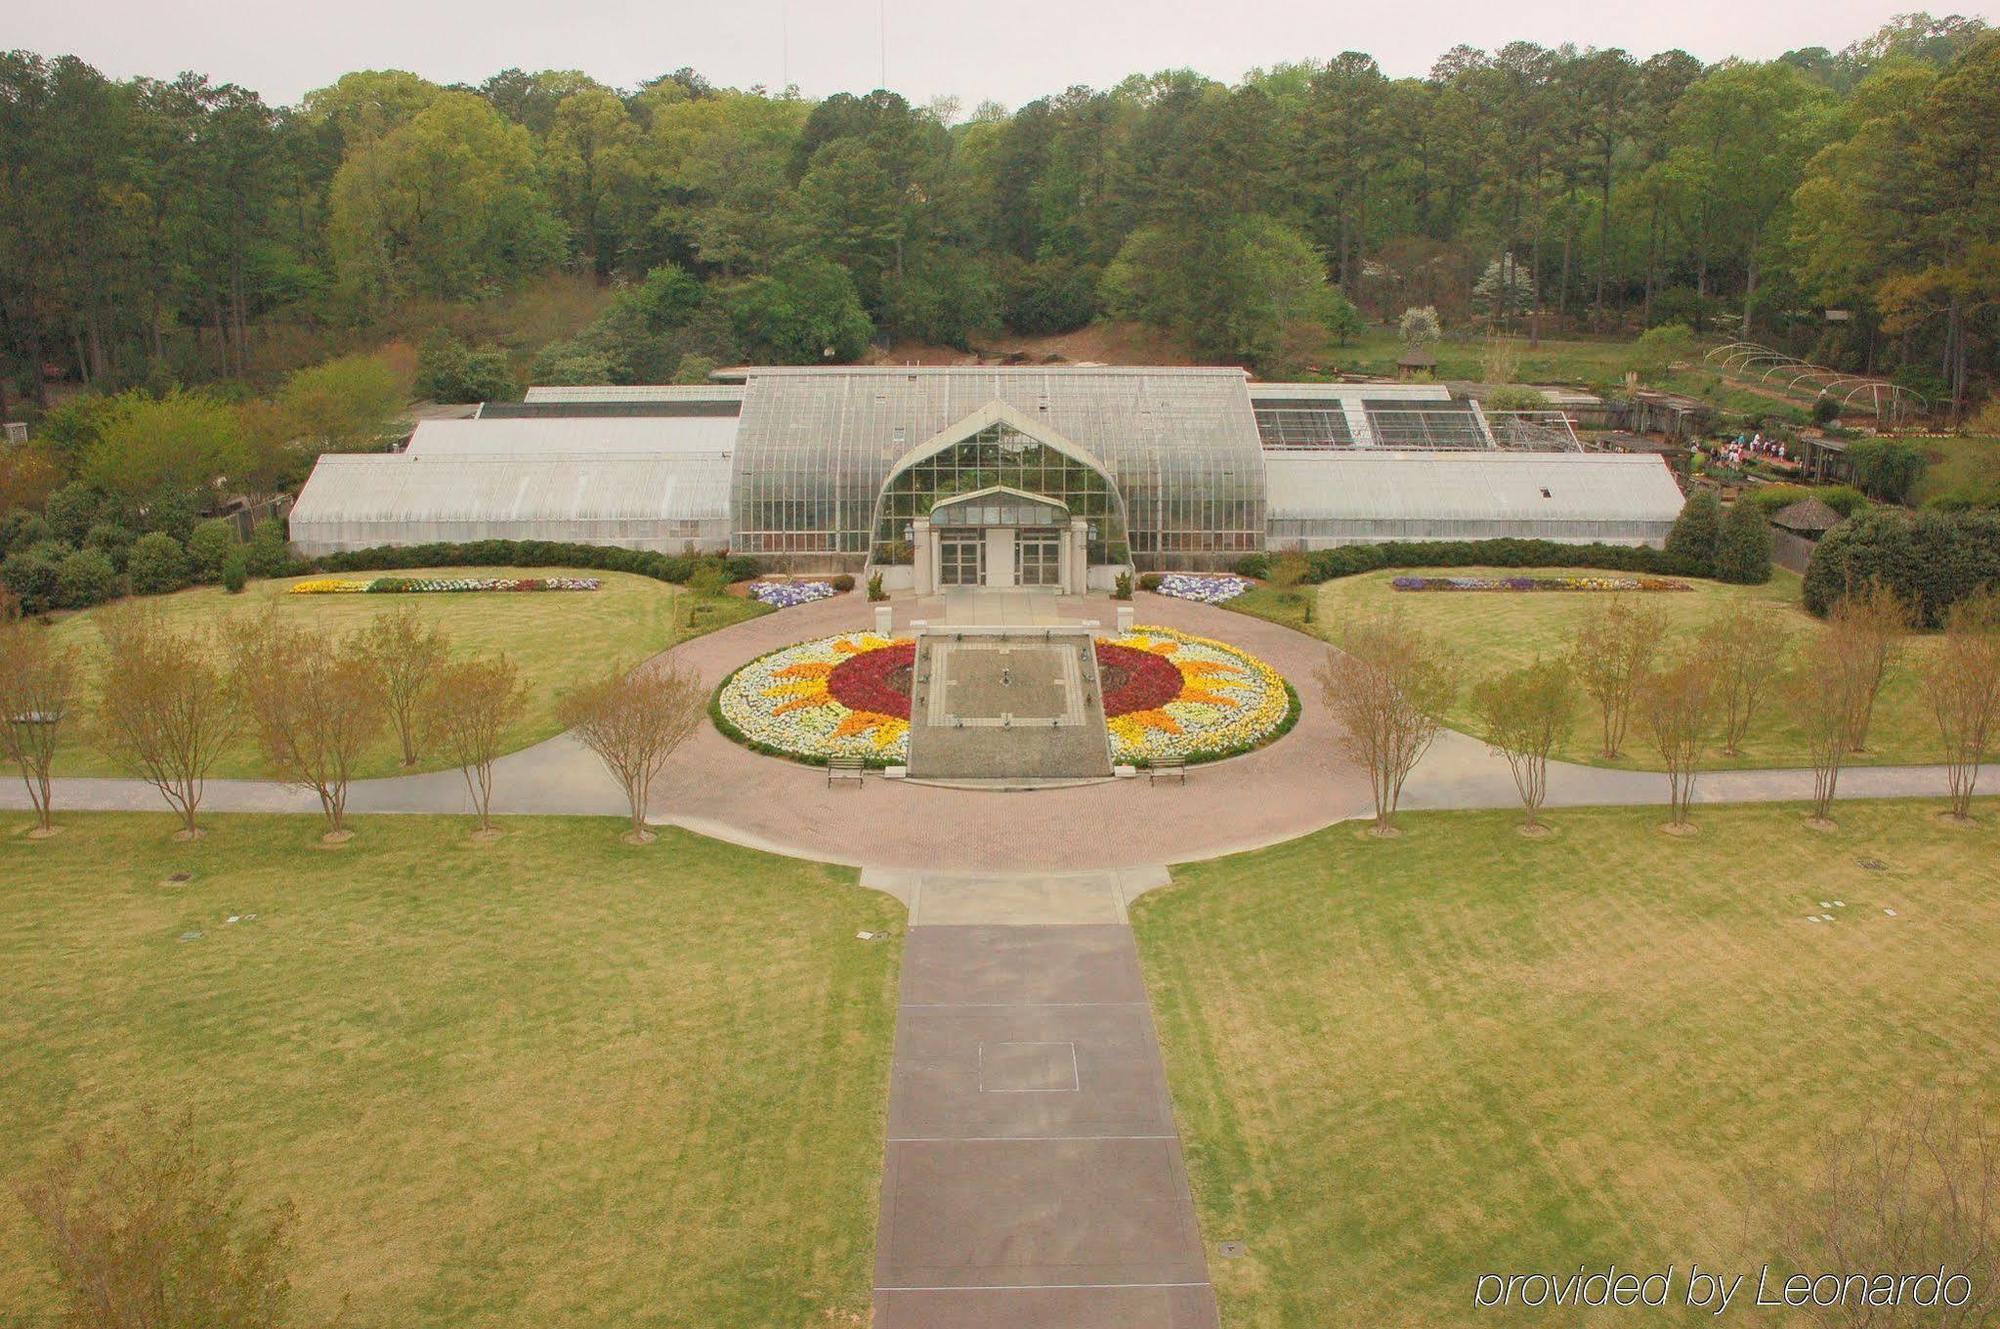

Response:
(41, 567), (768, 780)
(1233, 566), (1943, 770)
(1133, 801), (2000, 1328)
(1912, 433), (2000, 509)
(0, 812), (901, 1326)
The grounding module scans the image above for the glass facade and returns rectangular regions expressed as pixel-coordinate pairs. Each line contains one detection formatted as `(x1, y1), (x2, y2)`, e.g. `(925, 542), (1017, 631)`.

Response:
(874, 427), (1122, 564)
(728, 368), (1268, 573)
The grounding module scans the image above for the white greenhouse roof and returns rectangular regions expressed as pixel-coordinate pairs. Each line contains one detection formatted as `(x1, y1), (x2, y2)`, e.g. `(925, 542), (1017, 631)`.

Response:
(1249, 382), (1454, 402)
(520, 384), (745, 403)
(1265, 452), (1684, 524)
(288, 452), (732, 553)
(405, 416), (738, 457)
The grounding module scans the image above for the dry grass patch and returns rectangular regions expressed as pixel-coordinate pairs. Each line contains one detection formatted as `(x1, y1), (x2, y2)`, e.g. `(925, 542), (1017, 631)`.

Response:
(0, 813), (901, 1327)
(1133, 801), (2000, 1328)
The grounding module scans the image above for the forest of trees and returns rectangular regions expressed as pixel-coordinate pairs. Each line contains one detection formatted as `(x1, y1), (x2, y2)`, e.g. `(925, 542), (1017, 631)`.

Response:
(1, 13), (1997, 412)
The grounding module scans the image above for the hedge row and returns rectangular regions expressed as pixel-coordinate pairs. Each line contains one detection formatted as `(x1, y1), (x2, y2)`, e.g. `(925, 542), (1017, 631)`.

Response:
(1802, 508), (2000, 627)
(312, 541), (760, 587)
(1236, 539), (1673, 585)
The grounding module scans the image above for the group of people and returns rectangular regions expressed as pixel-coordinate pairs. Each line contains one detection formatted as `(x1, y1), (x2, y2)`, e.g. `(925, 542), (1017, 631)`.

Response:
(1703, 431), (1793, 473)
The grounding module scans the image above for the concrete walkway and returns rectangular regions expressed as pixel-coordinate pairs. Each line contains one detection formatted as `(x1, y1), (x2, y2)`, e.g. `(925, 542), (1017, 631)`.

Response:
(866, 869), (1218, 1329)
(3, 589), (1991, 870)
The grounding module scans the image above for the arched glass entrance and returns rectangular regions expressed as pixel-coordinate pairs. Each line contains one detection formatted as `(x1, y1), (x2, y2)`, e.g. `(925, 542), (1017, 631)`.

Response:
(927, 486), (1070, 587)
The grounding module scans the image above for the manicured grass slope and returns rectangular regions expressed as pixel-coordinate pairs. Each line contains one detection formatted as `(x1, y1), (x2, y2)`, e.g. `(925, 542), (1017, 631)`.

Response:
(1134, 802), (2000, 1328)
(43, 568), (765, 780)
(1260, 566), (1941, 769)
(0, 814), (901, 1327)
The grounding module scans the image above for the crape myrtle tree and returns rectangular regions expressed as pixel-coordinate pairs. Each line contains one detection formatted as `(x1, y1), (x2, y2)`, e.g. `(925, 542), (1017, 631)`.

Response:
(356, 607), (450, 767)
(0, 620), (78, 836)
(1318, 612), (1458, 835)
(1698, 604), (1790, 756)
(422, 652), (530, 838)
(1470, 656), (1576, 834)
(557, 657), (708, 843)
(1570, 597), (1665, 759)
(1827, 582), (1910, 753)
(1919, 590), (2000, 821)
(232, 615), (384, 841)
(94, 612), (240, 839)
(14, 1109), (306, 1329)
(1640, 650), (1714, 833)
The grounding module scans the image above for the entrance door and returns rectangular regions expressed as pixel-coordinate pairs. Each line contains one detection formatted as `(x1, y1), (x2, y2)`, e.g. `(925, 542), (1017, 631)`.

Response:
(940, 532), (985, 586)
(1017, 532), (1062, 587)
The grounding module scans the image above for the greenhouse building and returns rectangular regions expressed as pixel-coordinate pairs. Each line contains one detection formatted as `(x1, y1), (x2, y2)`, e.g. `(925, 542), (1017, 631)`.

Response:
(289, 366), (1686, 587)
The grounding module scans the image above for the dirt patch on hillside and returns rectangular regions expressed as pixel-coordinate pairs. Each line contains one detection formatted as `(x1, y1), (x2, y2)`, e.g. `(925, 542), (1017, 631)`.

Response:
(863, 321), (1200, 369)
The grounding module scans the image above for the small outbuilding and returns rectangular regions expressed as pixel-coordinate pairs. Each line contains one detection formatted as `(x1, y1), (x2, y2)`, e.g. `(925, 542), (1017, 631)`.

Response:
(1768, 497), (1845, 539)
(1396, 346), (1438, 379)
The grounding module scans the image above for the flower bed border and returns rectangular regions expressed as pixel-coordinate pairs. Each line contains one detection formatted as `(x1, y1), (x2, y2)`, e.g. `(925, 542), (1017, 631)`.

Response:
(288, 575), (602, 595)
(1390, 575), (1692, 593)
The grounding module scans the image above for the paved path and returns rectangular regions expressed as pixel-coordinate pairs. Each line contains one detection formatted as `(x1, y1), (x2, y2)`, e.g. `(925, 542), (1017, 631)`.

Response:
(4, 590), (1991, 870)
(867, 869), (1218, 1329)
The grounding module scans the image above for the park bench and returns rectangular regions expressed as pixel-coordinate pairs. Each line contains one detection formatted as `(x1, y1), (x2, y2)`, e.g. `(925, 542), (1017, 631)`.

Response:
(1148, 755), (1187, 785)
(827, 755), (866, 787)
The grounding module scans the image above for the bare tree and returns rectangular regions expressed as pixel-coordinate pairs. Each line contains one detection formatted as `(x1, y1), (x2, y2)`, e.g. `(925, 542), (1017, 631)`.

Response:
(1920, 591), (2000, 822)
(1470, 657), (1576, 834)
(1827, 583), (1909, 753)
(1640, 652), (1714, 832)
(96, 613), (240, 840)
(1571, 597), (1666, 759)
(355, 606), (449, 767)
(0, 623), (78, 837)
(557, 658), (708, 842)
(1774, 1090), (1999, 1329)
(233, 615), (385, 841)
(1698, 604), (1791, 756)
(1317, 613), (1458, 835)
(12, 1109), (303, 1329)
(1789, 646), (1852, 828)
(423, 653), (529, 838)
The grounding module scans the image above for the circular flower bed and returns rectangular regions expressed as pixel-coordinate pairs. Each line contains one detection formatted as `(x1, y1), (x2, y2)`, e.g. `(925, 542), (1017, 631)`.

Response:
(1097, 626), (1293, 764)
(714, 624), (1293, 767)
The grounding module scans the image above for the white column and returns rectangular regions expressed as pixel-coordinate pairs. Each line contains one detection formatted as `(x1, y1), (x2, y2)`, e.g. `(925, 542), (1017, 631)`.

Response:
(1067, 518), (1089, 594)
(912, 519), (934, 596)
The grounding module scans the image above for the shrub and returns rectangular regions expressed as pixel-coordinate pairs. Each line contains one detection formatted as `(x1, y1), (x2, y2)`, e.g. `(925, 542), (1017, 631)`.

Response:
(126, 532), (188, 595)
(415, 328), (518, 404)
(2, 511), (52, 556)
(830, 573), (855, 592)
(1848, 438), (1928, 505)
(1811, 395), (1842, 425)
(83, 522), (136, 571)
(1139, 572), (1164, 591)
(54, 547), (117, 608)
(1664, 490), (1723, 577)
(1714, 500), (1774, 585)
(1, 543), (67, 615)
(42, 482), (102, 545)
(1803, 507), (2000, 627)
(1235, 552), (1272, 579)
(245, 520), (292, 578)
(1113, 571), (1132, 600)
(1486, 385), (1550, 411)
(866, 572), (886, 602)
(1745, 484), (1867, 518)
(185, 519), (239, 583)
(221, 548), (249, 593)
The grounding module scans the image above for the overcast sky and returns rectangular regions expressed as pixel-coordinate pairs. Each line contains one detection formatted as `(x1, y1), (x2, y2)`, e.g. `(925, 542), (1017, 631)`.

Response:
(12, 0), (1991, 111)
